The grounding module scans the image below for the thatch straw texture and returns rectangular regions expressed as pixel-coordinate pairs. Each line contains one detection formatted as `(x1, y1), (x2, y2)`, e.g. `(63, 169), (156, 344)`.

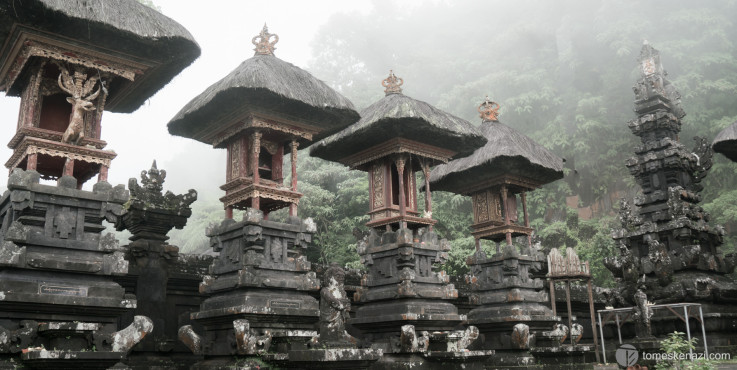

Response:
(310, 93), (485, 161)
(167, 54), (359, 144)
(429, 120), (564, 193)
(713, 120), (737, 162)
(0, 0), (200, 112)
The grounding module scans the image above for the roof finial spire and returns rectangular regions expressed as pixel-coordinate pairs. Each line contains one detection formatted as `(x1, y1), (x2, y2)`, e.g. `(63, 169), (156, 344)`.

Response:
(478, 96), (500, 122)
(382, 70), (403, 95)
(252, 23), (279, 56)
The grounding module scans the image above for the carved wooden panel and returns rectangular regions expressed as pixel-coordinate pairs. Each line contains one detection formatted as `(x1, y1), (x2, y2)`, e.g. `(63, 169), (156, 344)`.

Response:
(229, 139), (241, 181)
(473, 191), (489, 224)
(472, 189), (502, 224)
(372, 163), (385, 209)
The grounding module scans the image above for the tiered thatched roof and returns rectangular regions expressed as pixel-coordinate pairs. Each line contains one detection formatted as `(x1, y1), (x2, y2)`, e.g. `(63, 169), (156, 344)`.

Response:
(167, 54), (359, 144)
(713, 120), (737, 162)
(309, 93), (486, 162)
(429, 119), (564, 193)
(0, 0), (201, 113)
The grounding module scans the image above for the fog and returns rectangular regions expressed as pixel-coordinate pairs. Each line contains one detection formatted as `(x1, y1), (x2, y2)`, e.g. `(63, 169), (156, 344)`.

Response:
(1, 0), (735, 213)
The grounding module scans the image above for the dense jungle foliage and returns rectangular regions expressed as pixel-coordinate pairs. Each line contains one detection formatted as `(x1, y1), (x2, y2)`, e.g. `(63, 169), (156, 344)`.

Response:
(169, 0), (737, 287)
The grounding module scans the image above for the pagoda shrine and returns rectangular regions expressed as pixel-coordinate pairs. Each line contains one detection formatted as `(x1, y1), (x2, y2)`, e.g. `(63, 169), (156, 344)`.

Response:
(604, 42), (737, 349)
(168, 26), (360, 369)
(429, 98), (573, 367)
(0, 0), (200, 367)
(168, 25), (358, 218)
(713, 120), (737, 162)
(430, 97), (563, 249)
(311, 71), (485, 230)
(311, 72), (492, 369)
(0, 0), (199, 187)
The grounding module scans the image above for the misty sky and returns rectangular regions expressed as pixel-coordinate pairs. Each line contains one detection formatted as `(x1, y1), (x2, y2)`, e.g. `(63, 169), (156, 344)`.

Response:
(0, 0), (381, 195)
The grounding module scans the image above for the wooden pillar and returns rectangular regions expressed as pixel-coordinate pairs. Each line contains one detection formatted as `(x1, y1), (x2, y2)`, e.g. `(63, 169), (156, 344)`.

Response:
(565, 280), (574, 345)
(396, 158), (406, 229)
(522, 191), (531, 246)
(501, 185), (512, 245)
(98, 164), (108, 182)
(252, 131), (262, 185)
(251, 132), (261, 211)
(549, 279), (557, 316)
(422, 160), (432, 230)
(588, 278), (601, 362)
(289, 139), (299, 217)
(26, 153), (38, 171)
(225, 206), (233, 219)
(63, 158), (74, 177)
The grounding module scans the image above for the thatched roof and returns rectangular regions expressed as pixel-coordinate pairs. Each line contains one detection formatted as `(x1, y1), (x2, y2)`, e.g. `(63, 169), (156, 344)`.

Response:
(713, 119), (737, 162)
(309, 93), (486, 162)
(0, 0), (200, 113)
(167, 54), (359, 145)
(429, 120), (564, 193)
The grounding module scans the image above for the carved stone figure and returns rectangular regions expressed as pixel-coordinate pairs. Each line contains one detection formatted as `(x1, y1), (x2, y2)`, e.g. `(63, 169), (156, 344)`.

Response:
(511, 323), (533, 350)
(633, 278), (653, 338)
(318, 264), (357, 348)
(57, 66), (101, 145)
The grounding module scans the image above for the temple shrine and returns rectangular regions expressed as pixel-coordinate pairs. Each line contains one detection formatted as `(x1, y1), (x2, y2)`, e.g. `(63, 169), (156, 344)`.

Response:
(312, 73), (492, 369)
(167, 26), (366, 369)
(429, 99), (582, 366)
(430, 97), (564, 249)
(311, 71), (485, 230)
(713, 119), (737, 162)
(0, 0), (200, 368)
(0, 0), (198, 187)
(168, 25), (358, 218)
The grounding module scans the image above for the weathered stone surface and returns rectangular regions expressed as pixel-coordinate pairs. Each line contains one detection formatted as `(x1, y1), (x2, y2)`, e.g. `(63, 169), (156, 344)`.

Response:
(605, 43), (737, 307)
(182, 212), (320, 368)
(318, 264), (357, 348)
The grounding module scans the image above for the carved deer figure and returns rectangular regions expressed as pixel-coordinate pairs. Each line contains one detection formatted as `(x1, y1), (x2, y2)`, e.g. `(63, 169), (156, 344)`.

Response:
(57, 67), (100, 145)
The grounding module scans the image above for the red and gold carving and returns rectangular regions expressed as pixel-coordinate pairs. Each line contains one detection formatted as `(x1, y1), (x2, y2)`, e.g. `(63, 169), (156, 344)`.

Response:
(381, 70), (403, 95)
(473, 191), (489, 223)
(252, 24), (279, 56)
(372, 164), (384, 209)
(478, 96), (500, 122)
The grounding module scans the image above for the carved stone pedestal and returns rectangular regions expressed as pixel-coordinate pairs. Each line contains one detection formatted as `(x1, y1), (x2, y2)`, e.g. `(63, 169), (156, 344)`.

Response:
(0, 169), (151, 368)
(350, 227), (492, 369)
(179, 210), (320, 369)
(466, 245), (572, 367)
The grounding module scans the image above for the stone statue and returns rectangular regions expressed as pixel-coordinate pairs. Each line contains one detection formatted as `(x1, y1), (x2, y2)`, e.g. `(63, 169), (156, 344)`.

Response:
(318, 264), (357, 347)
(633, 276), (653, 338)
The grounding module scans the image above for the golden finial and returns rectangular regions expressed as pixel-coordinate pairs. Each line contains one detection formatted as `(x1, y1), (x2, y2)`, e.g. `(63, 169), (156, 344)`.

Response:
(252, 24), (279, 56)
(382, 70), (403, 95)
(478, 96), (500, 121)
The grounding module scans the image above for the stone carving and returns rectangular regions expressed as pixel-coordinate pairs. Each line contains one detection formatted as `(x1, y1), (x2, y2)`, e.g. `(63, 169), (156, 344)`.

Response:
(111, 316), (154, 352)
(511, 323), (533, 350)
(0, 321), (38, 353)
(399, 324), (429, 353)
(177, 325), (203, 355)
(633, 278), (653, 338)
(57, 66), (101, 145)
(570, 323), (584, 344)
(606, 42), (737, 305)
(233, 319), (272, 355)
(549, 323), (568, 344)
(318, 264), (357, 348)
(127, 161), (197, 212)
